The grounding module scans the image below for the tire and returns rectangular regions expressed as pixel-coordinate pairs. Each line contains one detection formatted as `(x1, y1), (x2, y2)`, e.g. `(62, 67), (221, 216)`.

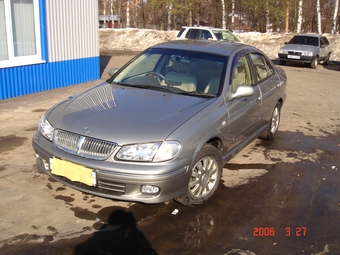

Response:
(279, 60), (286, 66)
(259, 102), (281, 140)
(176, 145), (222, 207)
(322, 53), (331, 66)
(310, 56), (318, 69)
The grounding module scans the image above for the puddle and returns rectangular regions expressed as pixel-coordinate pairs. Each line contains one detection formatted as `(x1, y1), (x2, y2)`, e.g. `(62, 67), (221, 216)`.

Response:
(1, 128), (340, 255)
(0, 135), (27, 154)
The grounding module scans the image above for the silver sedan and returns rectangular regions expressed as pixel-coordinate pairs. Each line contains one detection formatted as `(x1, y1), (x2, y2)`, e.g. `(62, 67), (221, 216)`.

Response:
(33, 40), (287, 206)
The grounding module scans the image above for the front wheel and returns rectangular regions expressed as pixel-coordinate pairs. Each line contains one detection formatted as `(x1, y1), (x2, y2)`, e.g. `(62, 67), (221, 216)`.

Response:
(176, 145), (222, 207)
(259, 102), (281, 140)
(310, 56), (318, 69)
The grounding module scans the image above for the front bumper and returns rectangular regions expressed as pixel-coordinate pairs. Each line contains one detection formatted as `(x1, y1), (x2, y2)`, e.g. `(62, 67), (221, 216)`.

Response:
(32, 132), (190, 204)
(278, 53), (314, 64)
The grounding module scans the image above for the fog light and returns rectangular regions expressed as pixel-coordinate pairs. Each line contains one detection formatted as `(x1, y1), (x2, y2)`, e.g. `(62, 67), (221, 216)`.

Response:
(36, 154), (50, 171)
(141, 185), (160, 194)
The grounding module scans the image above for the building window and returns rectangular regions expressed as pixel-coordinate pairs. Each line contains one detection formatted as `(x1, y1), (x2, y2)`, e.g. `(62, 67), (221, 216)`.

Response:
(0, 0), (43, 68)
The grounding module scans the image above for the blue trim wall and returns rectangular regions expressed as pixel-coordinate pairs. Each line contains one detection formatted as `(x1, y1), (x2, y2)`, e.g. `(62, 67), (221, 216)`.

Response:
(39, 0), (48, 62)
(0, 57), (99, 100)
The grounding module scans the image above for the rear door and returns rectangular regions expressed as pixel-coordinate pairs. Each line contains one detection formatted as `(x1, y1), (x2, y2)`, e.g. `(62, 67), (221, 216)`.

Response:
(319, 37), (331, 60)
(249, 53), (280, 125)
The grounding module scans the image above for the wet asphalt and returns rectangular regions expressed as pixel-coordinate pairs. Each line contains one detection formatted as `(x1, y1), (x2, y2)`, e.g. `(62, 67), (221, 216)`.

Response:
(0, 52), (340, 255)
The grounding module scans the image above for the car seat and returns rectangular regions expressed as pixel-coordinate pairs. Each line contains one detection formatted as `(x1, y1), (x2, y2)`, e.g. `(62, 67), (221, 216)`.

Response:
(165, 62), (197, 92)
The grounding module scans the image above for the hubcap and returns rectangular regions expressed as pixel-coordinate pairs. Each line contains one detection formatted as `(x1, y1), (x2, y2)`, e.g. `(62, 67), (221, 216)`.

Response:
(271, 107), (280, 134)
(189, 156), (218, 198)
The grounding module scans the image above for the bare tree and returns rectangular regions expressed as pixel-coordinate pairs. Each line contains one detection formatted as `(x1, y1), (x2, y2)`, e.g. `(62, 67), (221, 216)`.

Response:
(167, 3), (173, 30)
(266, 1), (270, 32)
(316, 0), (321, 33)
(221, 0), (226, 28)
(297, 0), (303, 33)
(97, 0), (337, 33)
(285, 1), (289, 32)
(231, 0), (235, 30)
(332, 0), (339, 33)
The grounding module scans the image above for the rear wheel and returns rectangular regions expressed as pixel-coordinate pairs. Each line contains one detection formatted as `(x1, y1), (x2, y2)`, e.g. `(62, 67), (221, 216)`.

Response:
(322, 53), (331, 66)
(176, 145), (222, 207)
(259, 102), (281, 140)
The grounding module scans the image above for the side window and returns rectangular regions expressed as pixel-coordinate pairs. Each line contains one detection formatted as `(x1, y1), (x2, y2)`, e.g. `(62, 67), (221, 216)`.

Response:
(186, 29), (199, 39)
(320, 38), (325, 47)
(200, 30), (212, 40)
(231, 54), (254, 93)
(177, 28), (186, 38)
(321, 37), (329, 47)
(249, 53), (274, 82)
(323, 37), (330, 46)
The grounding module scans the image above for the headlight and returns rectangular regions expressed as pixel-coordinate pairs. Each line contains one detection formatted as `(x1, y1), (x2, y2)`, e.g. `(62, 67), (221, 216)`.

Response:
(301, 51), (313, 56)
(279, 49), (288, 54)
(38, 115), (54, 141)
(116, 141), (181, 162)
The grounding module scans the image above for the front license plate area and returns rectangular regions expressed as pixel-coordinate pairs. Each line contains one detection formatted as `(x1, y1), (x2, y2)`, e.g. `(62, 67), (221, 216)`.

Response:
(288, 55), (300, 59)
(50, 158), (96, 186)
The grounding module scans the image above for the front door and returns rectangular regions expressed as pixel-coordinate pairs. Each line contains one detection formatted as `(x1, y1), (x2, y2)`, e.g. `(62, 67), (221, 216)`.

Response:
(226, 53), (262, 150)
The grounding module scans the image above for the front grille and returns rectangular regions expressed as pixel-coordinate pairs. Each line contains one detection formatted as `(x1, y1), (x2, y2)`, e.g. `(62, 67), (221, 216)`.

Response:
(55, 130), (117, 160)
(98, 180), (126, 193)
(288, 51), (302, 56)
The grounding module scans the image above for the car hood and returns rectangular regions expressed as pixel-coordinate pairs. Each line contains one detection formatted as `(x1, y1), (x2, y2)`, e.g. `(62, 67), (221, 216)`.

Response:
(47, 82), (213, 145)
(281, 44), (317, 52)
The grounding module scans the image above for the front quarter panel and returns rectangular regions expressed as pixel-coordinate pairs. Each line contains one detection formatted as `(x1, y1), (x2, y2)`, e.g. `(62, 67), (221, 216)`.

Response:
(166, 98), (229, 170)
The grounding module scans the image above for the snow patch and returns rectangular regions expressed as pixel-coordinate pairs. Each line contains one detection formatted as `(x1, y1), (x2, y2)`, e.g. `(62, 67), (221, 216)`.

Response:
(100, 29), (340, 61)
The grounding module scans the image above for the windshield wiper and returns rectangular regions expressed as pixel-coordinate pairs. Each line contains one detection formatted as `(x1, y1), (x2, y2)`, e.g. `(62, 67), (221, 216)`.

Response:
(177, 91), (217, 98)
(116, 83), (174, 93)
(138, 85), (174, 93)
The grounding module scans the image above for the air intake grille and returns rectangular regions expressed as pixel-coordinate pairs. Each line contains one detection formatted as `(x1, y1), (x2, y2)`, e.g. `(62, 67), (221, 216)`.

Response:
(288, 51), (302, 56)
(55, 130), (117, 160)
(98, 180), (126, 193)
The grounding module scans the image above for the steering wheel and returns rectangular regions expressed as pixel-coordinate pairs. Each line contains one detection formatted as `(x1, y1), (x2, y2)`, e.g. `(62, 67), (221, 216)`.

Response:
(145, 72), (170, 86)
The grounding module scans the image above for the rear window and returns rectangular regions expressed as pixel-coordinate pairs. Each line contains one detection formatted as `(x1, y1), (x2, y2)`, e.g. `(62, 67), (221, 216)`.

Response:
(212, 30), (240, 42)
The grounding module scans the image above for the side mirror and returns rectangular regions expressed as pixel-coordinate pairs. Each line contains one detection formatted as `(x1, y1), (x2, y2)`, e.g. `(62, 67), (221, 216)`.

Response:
(108, 68), (119, 77)
(230, 85), (254, 100)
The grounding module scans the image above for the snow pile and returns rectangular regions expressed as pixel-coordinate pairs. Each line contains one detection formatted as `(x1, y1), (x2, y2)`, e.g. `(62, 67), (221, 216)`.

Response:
(99, 28), (340, 61)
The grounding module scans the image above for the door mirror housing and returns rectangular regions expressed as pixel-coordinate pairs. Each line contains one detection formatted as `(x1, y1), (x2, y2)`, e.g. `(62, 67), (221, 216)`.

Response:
(108, 68), (119, 77)
(230, 85), (255, 100)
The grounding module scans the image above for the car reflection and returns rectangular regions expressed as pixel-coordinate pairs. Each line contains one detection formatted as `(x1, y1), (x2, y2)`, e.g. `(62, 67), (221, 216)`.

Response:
(184, 211), (214, 250)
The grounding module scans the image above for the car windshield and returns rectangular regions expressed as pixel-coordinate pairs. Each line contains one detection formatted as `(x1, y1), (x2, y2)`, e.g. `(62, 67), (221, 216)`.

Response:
(288, 36), (319, 47)
(112, 48), (227, 97)
(212, 30), (240, 42)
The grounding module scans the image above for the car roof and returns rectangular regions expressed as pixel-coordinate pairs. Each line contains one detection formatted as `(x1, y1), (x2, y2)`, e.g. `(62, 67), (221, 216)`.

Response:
(294, 34), (324, 38)
(149, 40), (260, 57)
(181, 26), (231, 31)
